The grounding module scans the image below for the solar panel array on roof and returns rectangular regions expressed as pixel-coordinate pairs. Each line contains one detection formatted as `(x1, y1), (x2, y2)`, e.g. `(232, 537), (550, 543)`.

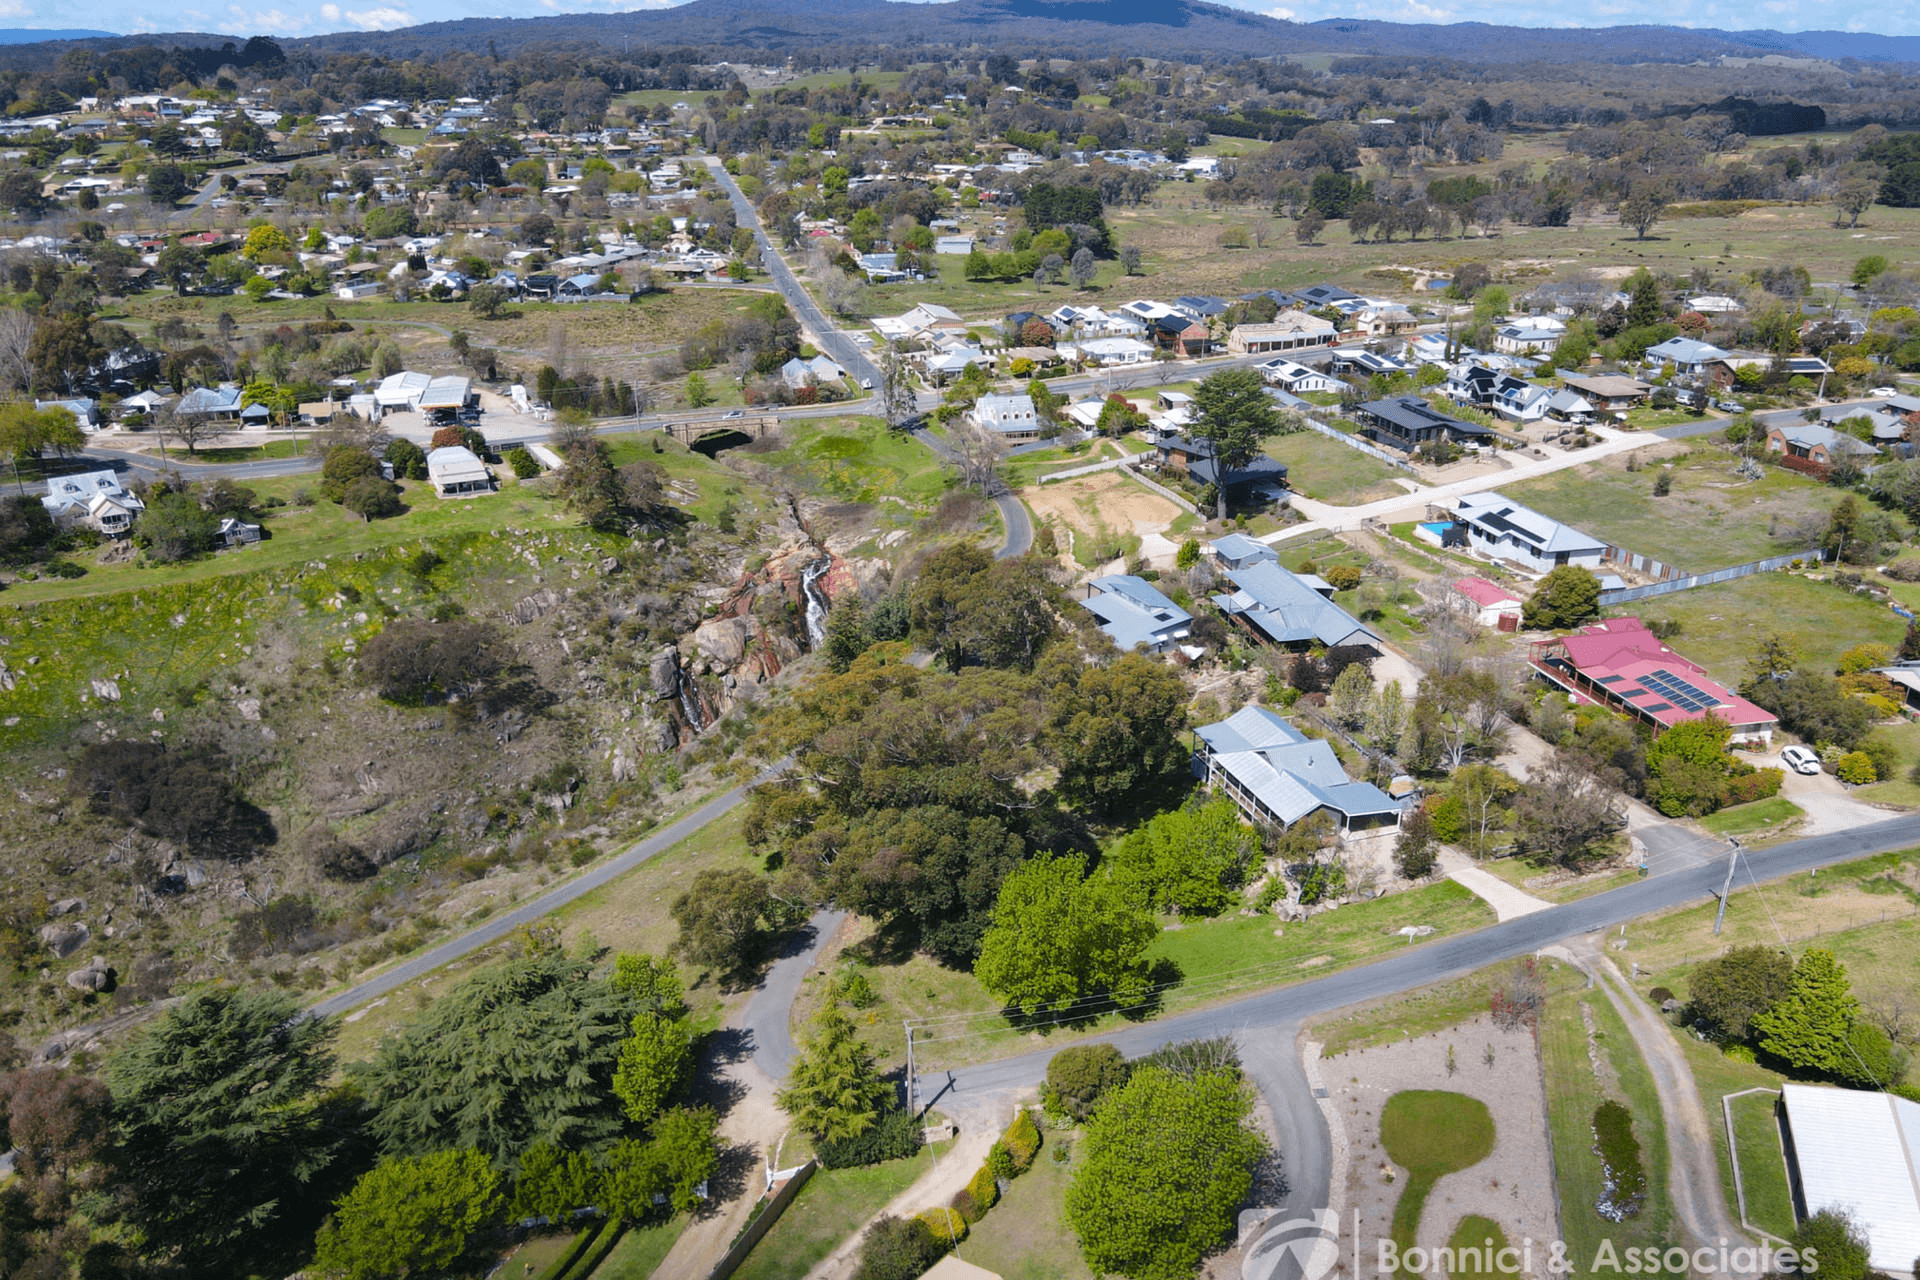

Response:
(1641, 668), (1722, 712)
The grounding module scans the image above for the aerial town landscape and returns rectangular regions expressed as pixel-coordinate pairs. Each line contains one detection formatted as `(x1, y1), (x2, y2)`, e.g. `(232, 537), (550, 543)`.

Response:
(4, 2), (1920, 1278)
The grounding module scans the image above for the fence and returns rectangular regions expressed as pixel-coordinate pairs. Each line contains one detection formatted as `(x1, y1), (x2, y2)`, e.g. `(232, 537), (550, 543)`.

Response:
(707, 1160), (817, 1280)
(1036, 456), (1130, 483)
(1651, 900), (1920, 974)
(1595, 549), (1826, 607)
(1296, 414), (1419, 473)
(1118, 463), (1203, 516)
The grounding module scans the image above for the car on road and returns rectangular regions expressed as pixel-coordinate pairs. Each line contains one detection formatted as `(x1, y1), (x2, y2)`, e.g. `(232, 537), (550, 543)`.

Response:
(1780, 745), (1821, 775)
(860, 378), (874, 390)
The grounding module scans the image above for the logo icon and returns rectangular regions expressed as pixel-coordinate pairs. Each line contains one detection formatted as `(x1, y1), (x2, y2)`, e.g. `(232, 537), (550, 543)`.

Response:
(1243, 1208), (1341, 1280)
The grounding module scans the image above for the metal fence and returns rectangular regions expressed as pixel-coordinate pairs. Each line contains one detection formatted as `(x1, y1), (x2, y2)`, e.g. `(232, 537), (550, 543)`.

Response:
(1296, 414), (1419, 473)
(708, 1160), (818, 1280)
(1596, 549), (1827, 606)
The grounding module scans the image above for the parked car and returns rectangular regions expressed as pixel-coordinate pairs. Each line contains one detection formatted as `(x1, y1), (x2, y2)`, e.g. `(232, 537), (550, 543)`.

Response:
(1714, 399), (1745, 413)
(1780, 745), (1821, 775)
(1871, 386), (1898, 397)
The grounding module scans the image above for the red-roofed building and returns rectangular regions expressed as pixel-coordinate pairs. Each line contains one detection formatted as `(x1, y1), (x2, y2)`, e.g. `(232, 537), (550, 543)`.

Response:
(1530, 617), (1777, 745)
(1454, 577), (1523, 630)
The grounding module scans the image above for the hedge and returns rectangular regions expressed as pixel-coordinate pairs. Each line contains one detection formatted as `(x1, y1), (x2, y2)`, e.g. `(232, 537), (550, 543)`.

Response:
(1001, 1109), (1042, 1172)
(533, 1222), (603, 1280)
(916, 1207), (968, 1250)
(966, 1162), (999, 1216)
(1724, 768), (1784, 806)
(817, 1106), (923, 1170)
(563, 1221), (626, 1280)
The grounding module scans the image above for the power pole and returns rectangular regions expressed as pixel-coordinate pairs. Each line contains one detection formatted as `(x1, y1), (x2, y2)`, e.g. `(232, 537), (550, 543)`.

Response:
(903, 1022), (916, 1119)
(1713, 839), (1741, 935)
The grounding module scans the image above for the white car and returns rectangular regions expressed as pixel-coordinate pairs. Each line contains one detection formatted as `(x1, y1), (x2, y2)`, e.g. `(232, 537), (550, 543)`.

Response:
(1871, 386), (1899, 397)
(1780, 745), (1821, 776)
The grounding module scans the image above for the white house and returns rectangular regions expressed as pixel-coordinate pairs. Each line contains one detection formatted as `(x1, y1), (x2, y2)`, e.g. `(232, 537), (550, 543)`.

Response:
(1451, 491), (1607, 572)
(1454, 576), (1523, 628)
(1256, 358), (1343, 394)
(972, 392), (1042, 442)
(42, 470), (144, 537)
(425, 446), (495, 497)
(1492, 316), (1566, 355)
(1064, 337), (1154, 366)
(1227, 310), (1339, 354)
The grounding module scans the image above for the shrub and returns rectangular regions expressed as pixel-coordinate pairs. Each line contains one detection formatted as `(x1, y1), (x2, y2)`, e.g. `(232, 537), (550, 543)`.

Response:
(949, 1187), (979, 1223)
(1426, 794), (1466, 844)
(1648, 987), (1674, 1005)
(1591, 1100), (1646, 1220)
(1001, 1109), (1041, 1172)
(915, 1207), (967, 1250)
(1835, 751), (1878, 784)
(851, 1215), (940, 1280)
(1323, 564), (1363, 591)
(320, 444), (383, 502)
(342, 474), (403, 520)
(75, 740), (276, 858)
(505, 447), (541, 479)
(1723, 768), (1784, 806)
(358, 618), (512, 705)
(965, 1162), (999, 1216)
(987, 1142), (1015, 1182)
(1045, 1044), (1130, 1123)
(430, 425), (465, 450)
(1722, 1042), (1758, 1064)
(815, 1106), (922, 1170)
(384, 438), (428, 480)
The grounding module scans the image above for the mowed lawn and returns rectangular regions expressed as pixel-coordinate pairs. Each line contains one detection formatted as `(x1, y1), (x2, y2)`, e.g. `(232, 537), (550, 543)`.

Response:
(1506, 451), (1840, 572)
(1267, 430), (1407, 506)
(955, 1140), (1095, 1280)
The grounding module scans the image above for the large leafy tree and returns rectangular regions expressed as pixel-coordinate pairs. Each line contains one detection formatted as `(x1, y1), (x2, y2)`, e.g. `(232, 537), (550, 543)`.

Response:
(1189, 367), (1288, 519)
(1644, 714), (1736, 818)
(1687, 945), (1792, 1041)
(354, 950), (641, 1165)
(1753, 948), (1862, 1078)
(1521, 565), (1601, 630)
(1110, 797), (1258, 917)
(776, 1003), (894, 1143)
(669, 867), (794, 985)
(612, 1012), (693, 1128)
(0, 401), (82, 488)
(909, 543), (1064, 673)
(1049, 654), (1191, 818)
(1064, 1065), (1269, 1280)
(312, 1149), (502, 1280)
(974, 854), (1157, 1017)
(106, 989), (344, 1271)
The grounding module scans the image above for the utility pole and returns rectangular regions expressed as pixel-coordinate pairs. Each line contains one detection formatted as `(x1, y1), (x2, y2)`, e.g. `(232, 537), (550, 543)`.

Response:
(903, 1022), (916, 1119)
(1713, 838), (1741, 935)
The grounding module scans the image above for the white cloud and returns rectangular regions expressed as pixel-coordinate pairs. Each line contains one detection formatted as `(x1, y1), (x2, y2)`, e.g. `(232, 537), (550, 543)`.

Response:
(341, 5), (413, 27)
(320, 2), (340, 17)
(1264, 5), (1298, 18)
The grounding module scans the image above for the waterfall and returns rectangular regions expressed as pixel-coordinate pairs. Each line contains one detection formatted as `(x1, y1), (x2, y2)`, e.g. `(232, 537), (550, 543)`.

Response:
(677, 677), (709, 733)
(802, 557), (831, 649)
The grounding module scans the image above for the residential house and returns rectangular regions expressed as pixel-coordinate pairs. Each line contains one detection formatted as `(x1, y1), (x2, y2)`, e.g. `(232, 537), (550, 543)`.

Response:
(1291, 283), (1359, 309)
(523, 273), (560, 299)
(972, 392), (1043, 442)
(1048, 305), (1145, 339)
(932, 235), (974, 255)
(1444, 363), (1500, 409)
(1228, 311), (1338, 355)
(41, 470), (144, 536)
(34, 398), (98, 430)
(1152, 431), (1289, 497)
(1406, 332), (1453, 366)
(780, 355), (846, 391)
(1765, 422), (1877, 468)
(1492, 317), (1565, 355)
(1173, 295), (1228, 323)
(921, 345), (991, 384)
(1546, 388), (1595, 421)
(557, 272), (602, 299)
(1354, 305), (1418, 337)
(1644, 336), (1729, 376)
(1256, 358), (1343, 395)
(1208, 533), (1279, 571)
(1454, 577), (1523, 629)
(1686, 294), (1743, 315)
(216, 516), (263, 548)
(1064, 337), (1154, 365)
(1211, 561), (1377, 651)
(1149, 314), (1211, 356)
(1491, 375), (1554, 424)
(1080, 575), (1192, 653)
(1451, 491), (1606, 572)
(1355, 396), (1494, 452)
(1530, 617), (1778, 745)
(176, 385), (244, 421)
(425, 446), (495, 497)
(1330, 350), (1411, 378)
(1558, 374), (1651, 411)
(1193, 705), (1404, 832)
(872, 302), (967, 342)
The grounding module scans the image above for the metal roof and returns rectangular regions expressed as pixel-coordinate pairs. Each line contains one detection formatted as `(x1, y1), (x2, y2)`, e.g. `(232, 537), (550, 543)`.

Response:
(1781, 1084), (1920, 1272)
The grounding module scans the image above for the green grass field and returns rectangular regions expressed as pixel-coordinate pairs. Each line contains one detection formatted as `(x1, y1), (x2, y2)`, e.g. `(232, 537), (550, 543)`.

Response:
(1380, 1090), (1495, 1272)
(1698, 797), (1805, 841)
(1506, 451), (1839, 573)
(954, 1140), (1094, 1280)
(741, 417), (951, 509)
(730, 1149), (938, 1280)
(1539, 989), (1677, 1275)
(1267, 431), (1407, 506)
(1629, 573), (1908, 690)
(1724, 1091), (1795, 1241)
(582, 1218), (685, 1279)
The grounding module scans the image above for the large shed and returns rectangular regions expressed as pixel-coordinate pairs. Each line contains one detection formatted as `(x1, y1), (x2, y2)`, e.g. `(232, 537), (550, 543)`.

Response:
(1780, 1084), (1920, 1273)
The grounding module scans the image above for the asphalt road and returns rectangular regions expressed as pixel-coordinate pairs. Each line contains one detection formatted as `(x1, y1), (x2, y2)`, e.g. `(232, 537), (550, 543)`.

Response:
(305, 762), (785, 1020)
(739, 908), (849, 1080)
(907, 810), (1920, 1272)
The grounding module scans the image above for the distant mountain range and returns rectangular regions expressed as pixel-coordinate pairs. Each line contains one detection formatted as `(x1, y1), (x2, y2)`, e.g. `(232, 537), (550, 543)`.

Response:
(0, 27), (116, 44)
(6, 0), (1919, 66)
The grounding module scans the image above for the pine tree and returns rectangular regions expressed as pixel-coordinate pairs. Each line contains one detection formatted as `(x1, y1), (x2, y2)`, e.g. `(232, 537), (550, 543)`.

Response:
(1753, 948), (1860, 1077)
(776, 1003), (894, 1142)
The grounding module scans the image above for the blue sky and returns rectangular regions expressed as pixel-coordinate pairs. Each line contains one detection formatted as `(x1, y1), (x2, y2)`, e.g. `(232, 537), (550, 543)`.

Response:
(9, 0), (1908, 45)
